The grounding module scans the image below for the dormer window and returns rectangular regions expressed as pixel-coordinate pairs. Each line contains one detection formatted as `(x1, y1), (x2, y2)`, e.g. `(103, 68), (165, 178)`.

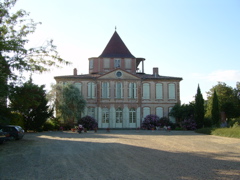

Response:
(89, 59), (93, 69)
(114, 59), (121, 68)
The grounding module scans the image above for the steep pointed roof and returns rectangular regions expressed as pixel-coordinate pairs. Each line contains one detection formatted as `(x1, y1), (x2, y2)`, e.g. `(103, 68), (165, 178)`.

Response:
(99, 31), (135, 58)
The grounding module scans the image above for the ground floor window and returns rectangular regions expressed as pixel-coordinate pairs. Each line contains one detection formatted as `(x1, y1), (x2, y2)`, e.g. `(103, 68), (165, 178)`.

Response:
(129, 108), (136, 123)
(116, 108), (123, 123)
(102, 108), (109, 123)
(87, 107), (95, 118)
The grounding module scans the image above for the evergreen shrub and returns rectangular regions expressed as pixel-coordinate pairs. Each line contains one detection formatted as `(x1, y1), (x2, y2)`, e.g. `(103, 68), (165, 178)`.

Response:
(78, 116), (98, 130)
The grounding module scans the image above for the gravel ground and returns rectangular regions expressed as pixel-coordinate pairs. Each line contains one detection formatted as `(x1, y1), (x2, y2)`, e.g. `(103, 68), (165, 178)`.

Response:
(0, 130), (240, 180)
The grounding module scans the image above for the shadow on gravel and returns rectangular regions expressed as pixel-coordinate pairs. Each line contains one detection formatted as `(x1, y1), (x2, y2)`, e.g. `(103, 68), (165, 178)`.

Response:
(0, 131), (239, 180)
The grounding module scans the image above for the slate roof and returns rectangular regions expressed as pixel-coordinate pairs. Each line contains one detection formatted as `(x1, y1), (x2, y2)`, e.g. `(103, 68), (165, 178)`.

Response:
(54, 73), (182, 81)
(136, 73), (183, 80)
(99, 31), (135, 58)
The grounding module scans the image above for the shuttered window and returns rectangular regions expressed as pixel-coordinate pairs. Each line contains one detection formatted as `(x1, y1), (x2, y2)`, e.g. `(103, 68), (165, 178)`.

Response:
(143, 107), (150, 119)
(115, 82), (123, 98)
(168, 83), (175, 99)
(156, 107), (163, 118)
(156, 83), (163, 99)
(102, 82), (110, 98)
(74, 83), (82, 93)
(143, 83), (150, 99)
(87, 82), (95, 98)
(129, 83), (137, 99)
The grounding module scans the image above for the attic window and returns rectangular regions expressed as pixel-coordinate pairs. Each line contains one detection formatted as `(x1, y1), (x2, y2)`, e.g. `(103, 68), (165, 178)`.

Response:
(114, 59), (121, 68)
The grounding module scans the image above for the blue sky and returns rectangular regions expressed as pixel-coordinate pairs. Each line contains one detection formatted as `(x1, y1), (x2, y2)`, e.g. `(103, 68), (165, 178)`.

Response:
(13, 0), (240, 104)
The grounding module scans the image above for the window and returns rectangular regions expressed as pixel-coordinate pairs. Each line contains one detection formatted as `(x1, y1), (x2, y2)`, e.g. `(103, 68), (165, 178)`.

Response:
(143, 83), (150, 99)
(143, 107), (150, 119)
(168, 83), (176, 99)
(102, 82), (110, 98)
(156, 83), (163, 99)
(156, 107), (163, 118)
(104, 58), (110, 68)
(102, 108), (109, 123)
(114, 59), (121, 68)
(116, 108), (123, 123)
(87, 82), (95, 98)
(125, 58), (131, 69)
(88, 107), (95, 118)
(74, 83), (82, 93)
(89, 59), (93, 69)
(129, 108), (136, 123)
(169, 107), (176, 123)
(115, 82), (123, 98)
(129, 83), (137, 99)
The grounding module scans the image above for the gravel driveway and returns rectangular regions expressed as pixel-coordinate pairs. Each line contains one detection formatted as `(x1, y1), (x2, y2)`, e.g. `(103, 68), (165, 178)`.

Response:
(0, 130), (240, 180)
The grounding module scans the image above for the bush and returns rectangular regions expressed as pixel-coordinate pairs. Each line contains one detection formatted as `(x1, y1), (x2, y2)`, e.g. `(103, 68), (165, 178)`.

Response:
(78, 116), (98, 130)
(203, 117), (212, 128)
(141, 114), (160, 130)
(159, 117), (171, 127)
(42, 121), (55, 131)
(228, 118), (240, 128)
(182, 117), (197, 130)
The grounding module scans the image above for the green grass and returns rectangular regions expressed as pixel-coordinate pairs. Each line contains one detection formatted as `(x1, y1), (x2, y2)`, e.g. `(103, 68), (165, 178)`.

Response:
(195, 127), (240, 139)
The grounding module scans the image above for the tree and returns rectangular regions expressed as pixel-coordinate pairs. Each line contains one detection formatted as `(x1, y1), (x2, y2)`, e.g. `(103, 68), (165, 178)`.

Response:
(206, 82), (239, 119)
(0, 0), (70, 122)
(55, 83), (86, 124)
(211, 90), (220, 126)
(194, 84), (204, 128)
(9, 78), (53, 131)
(169, 103), (195, 123)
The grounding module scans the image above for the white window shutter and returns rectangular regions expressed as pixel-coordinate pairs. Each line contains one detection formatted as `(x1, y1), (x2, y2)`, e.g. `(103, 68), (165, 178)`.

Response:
(156, 83), (163, 99)
(169, 83), (175, 99)
(156, 107), (163, 118)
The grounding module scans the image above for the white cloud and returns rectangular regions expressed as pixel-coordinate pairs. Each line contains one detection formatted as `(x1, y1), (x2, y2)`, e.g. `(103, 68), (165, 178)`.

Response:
(191, 70), (240, 82)
(206, 70), (240, 82)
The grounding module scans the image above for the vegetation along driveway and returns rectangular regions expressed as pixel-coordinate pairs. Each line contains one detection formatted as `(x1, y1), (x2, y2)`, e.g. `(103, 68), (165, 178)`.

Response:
(0, 130), (240, 180)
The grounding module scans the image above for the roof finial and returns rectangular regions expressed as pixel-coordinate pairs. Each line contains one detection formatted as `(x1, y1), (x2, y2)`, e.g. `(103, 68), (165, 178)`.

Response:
(115, 26), (117, 31)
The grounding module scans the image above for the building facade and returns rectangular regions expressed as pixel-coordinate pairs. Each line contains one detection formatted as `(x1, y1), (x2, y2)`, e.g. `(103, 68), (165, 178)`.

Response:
(54, 31), (182, 128)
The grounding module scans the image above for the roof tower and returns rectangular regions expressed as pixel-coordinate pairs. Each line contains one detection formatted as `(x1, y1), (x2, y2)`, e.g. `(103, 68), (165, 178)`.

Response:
(99, 31), (135, 58)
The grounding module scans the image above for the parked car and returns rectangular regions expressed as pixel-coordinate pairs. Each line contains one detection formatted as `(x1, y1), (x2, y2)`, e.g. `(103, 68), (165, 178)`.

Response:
(0, 125), (25, 140)
(0, 128), (9, 144)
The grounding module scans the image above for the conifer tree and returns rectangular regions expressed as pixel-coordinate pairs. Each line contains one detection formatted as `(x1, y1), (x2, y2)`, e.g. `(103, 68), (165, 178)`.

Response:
(211, 90), (220, 126)
(194, 84), (204, 128)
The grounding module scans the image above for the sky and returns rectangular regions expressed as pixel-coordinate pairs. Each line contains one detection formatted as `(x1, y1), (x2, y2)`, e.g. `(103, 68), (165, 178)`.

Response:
(12, 0), (240, 104)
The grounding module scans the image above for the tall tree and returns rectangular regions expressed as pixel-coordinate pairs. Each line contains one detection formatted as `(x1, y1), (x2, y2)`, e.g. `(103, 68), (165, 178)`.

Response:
(211, 90), (220, 127)
(194, 84), (204, 128)
(55, 83), (86, 124)
(9, 78), (53, 131)
(0, 0), (70, 122)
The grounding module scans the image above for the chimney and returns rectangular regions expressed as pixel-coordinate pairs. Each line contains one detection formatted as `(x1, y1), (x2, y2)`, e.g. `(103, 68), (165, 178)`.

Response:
(73, 68), (77, 75)
(153, 67), (159, 77)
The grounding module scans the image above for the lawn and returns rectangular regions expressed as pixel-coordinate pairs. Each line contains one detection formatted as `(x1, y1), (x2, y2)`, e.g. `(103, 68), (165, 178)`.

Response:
(195, 127), (240, 138)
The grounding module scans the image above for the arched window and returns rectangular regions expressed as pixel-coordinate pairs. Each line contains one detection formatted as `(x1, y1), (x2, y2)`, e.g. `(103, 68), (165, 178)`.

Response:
(156, 83), (163, 99)
(169, 107), (176, 123)
(88, 107), (95, 118)
(168, 83), (176, 99)
(102, 108), (109, 123)
(115, 82), (123, 98)
(102, 82), (110, 98)
(87, 82), (95, 98)
(129, 108), (136, 123)
(74, 83), (82, 93)
(143, 107), (150, 119)
(129, 82), (137, 99)
(116, 108), (123, 123)
(156, 107), (163, 118)
(143, 83), (150, 99)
